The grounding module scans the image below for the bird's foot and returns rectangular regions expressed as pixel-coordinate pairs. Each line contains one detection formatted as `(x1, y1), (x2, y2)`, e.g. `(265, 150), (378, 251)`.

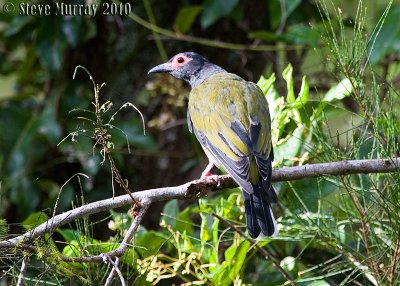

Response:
(200, 162), (220, 184)
(201, 172), (220, 183)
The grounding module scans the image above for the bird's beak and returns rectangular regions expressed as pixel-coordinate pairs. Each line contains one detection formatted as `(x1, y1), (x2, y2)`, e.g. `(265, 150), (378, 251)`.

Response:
(148, 63), (172, 74)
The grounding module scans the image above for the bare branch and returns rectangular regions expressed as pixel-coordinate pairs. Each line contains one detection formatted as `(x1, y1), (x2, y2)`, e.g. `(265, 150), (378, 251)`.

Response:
(104, 257), (125, 286)
(272, 157), (400, 181)
(0, 158), (399, 251)
(17, 256), (29, 286)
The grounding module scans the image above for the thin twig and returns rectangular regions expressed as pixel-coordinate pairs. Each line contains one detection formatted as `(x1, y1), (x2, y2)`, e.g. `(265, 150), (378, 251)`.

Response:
(16, 256), (29, 286)
(104, 257), (126, 286)
(73, 65), (139, 204)
(389, 235), (400, 286)
(211, 212), (297, 286)
(104, 261), (117, 286)
(341, 177), (378, 280)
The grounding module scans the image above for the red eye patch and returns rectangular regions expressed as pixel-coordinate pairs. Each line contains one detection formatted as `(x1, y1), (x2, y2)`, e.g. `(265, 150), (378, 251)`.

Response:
(171, 54), (192, 70)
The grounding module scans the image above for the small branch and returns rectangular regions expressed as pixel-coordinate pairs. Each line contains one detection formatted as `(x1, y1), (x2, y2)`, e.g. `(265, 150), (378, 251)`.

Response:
(0, 158), (399, 250)
(17, 256), (29, 286)
(104, 257), (125, 286)
(389, 236), (400, 286)
(211, 212), (297, 286)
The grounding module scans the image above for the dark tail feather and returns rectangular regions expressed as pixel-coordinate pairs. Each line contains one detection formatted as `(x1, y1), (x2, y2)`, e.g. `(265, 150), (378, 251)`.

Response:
(242, 183), (276, 238)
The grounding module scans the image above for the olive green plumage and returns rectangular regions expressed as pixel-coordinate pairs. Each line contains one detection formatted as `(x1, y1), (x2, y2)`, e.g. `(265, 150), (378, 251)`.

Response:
(148, 52), (277, 238)
(189, 73), (271, 188)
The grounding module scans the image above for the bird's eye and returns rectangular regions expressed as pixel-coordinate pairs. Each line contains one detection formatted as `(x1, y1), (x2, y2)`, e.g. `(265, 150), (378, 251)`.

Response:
(177, 57), (185, 63)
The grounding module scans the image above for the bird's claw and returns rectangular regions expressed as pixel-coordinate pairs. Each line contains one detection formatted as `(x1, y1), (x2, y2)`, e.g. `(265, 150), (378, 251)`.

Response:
(201, 173), (220, 186)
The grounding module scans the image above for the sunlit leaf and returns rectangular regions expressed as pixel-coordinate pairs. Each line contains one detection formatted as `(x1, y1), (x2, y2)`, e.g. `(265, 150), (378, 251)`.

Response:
(228, 240), (251, 279)
(273, 126), (305, 165)
(279, 256), (297, 272)
(323, 78), (353, 102)
(282, 64), (295, 103)
(200, 213), (212, 241)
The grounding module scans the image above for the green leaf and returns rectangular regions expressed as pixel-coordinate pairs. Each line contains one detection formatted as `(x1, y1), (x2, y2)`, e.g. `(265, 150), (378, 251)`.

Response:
(62, 240), (81, 257)
(323, 78), (353, 102)
(282, 64), (295, 103)
(279, 256), (297, 272)
(200, 213), (212, 241)
(269, 0), (302, 29)
(258, 73), (282, 120)
(282, 24), (320, 46)
(369, 6), (400, 64)
(257, 73), (276, 95)
(120, 247), (135, 265)
(291, 75), (309, 110)
(115, 117), (158, 150)
(0, 104), (30, 163)
(284, 179), (337, 212)
(22, 211), (48, 231)
(0, 74), (17, 101)
(162, 200), (194, 235)
(9, 178), (41, 217)
(136, 231), (169, 256)
(57, 228), (82, 243)
(37, 105), (62, 144)
(174, 6), (202, 33)
(212, 216), (220, 247)
(4, 16), (33, 36)
(297, 75), (309, 104)
(201, 0), (239, 28)
(273, 126), (305, 165)
(207, 263), (231, 286)
(228, 240), (251, 279)
(161, 199), (179, 227)
(109, 210), (132, 231)
(224, 242), (237, 263)
(198, 198), (213, 213)
(36, 16), (66, 73)
(176, 206), (195, 235)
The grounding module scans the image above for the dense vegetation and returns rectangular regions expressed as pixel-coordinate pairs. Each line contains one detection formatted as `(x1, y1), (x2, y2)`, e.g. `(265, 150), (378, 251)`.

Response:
(0, 0), (399, 285)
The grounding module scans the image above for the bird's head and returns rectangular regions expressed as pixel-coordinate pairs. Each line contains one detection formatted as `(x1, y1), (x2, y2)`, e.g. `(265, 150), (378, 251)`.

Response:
(148, 52), (225, 88)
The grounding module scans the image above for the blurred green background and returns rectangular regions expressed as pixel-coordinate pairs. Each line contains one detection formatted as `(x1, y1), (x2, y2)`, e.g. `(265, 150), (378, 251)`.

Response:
(0, 0), (399, 285)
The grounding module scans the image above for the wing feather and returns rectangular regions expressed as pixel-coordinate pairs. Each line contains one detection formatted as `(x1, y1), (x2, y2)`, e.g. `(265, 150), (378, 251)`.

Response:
(188, 73), (274, 200)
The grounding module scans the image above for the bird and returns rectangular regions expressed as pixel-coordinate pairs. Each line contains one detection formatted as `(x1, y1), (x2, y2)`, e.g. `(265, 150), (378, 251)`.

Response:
(148, 52), (277, 238)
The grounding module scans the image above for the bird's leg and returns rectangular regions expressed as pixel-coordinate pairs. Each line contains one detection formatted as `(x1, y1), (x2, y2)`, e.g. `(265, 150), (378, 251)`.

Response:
(201, 162), (219, 182)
